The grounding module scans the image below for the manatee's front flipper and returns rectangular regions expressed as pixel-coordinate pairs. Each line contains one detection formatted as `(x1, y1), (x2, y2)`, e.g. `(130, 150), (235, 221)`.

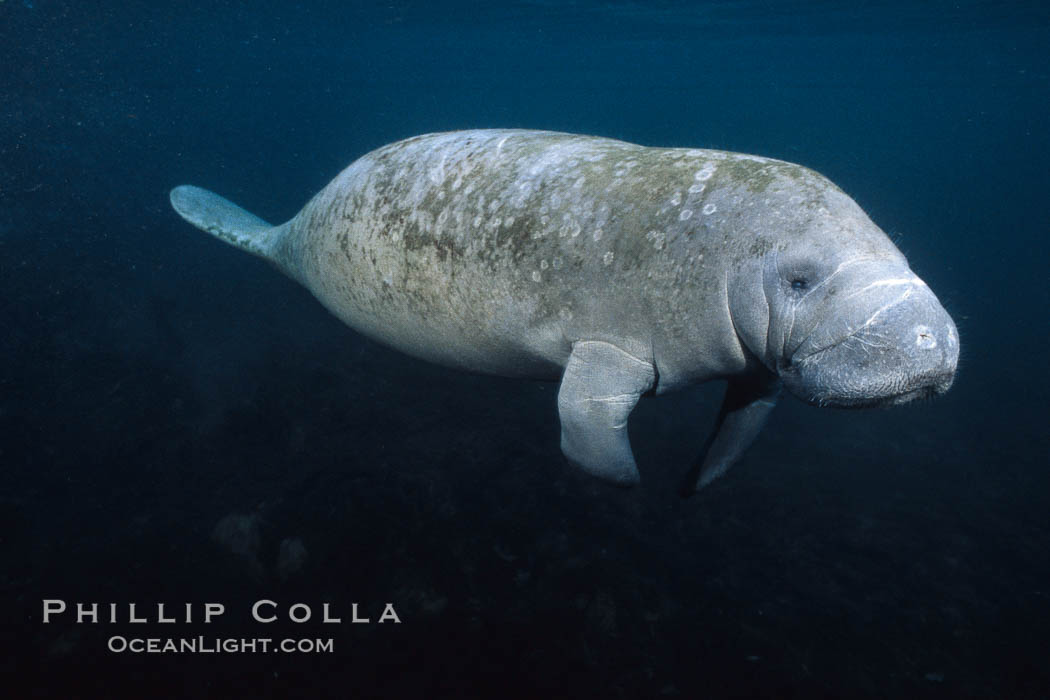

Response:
(680, 375), (781, 496)
(557, 341), (656, 486)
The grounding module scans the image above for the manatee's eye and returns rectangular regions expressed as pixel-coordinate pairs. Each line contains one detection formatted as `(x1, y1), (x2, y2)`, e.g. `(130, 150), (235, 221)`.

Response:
(790, 278), (808, 292)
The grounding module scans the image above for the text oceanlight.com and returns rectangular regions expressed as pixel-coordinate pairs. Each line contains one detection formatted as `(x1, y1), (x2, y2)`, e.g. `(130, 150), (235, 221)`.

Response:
(107, 636), (334, 654)
(41, 599), (402, 654)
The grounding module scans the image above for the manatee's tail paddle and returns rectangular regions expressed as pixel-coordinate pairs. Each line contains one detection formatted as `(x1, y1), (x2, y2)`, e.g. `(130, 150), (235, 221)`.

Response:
(169, 185), (283, 260)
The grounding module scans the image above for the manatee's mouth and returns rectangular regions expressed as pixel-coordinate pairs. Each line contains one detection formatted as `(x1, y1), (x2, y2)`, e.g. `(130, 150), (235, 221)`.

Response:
(784, 346), (955, 409)
(813, 379), (951, 409)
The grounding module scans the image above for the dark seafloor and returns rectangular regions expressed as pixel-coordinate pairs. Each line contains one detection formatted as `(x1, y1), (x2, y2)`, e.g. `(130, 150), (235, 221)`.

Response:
(1, 1), (1048, 698)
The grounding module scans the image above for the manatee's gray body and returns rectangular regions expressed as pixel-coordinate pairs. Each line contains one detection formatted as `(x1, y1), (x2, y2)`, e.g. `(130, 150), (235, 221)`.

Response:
(172, 129), (958, 490)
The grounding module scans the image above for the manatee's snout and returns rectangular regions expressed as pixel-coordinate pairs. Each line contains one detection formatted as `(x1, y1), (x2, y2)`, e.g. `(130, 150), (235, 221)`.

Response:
(785, 278), (958, 408)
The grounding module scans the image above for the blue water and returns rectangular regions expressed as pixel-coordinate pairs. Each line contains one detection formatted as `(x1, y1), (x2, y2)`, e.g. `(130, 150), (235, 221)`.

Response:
(1, 1), (1048, 698)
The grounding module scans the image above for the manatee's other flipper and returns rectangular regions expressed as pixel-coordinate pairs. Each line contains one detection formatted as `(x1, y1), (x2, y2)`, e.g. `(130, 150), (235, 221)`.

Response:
(557, 341), (656, 486)
(680, 375), (781, 496)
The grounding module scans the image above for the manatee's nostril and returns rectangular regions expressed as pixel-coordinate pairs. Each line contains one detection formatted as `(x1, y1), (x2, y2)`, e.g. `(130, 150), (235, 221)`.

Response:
(914, 324), (937, 350)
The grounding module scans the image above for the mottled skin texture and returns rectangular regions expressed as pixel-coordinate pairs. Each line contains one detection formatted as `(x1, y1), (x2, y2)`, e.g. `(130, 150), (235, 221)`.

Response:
(274, 130), (753, 385)
(171, 129), (959, 491)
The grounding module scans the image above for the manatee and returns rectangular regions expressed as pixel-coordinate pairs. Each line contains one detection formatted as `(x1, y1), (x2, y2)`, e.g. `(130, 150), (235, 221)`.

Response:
(171, 129), (959, 492)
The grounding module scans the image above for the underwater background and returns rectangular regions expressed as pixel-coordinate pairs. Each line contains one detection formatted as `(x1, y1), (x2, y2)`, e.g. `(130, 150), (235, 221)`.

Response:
(1, 1), (1048, 697)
